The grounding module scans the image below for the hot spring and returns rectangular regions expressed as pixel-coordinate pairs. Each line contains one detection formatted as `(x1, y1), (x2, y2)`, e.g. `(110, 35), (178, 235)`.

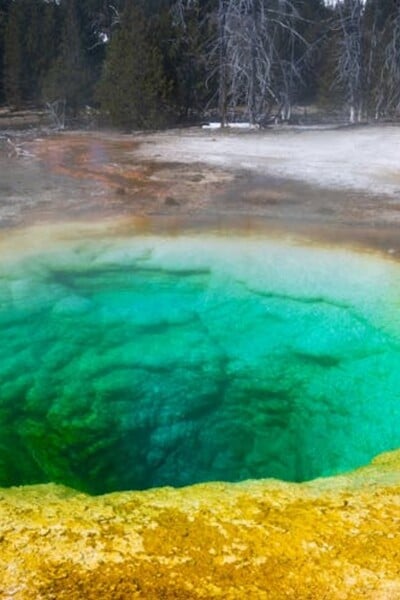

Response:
(1, 228), (400, 494)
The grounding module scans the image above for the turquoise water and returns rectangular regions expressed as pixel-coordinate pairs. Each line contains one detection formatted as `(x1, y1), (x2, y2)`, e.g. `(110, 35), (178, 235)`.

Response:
(1, 233), (400, 494)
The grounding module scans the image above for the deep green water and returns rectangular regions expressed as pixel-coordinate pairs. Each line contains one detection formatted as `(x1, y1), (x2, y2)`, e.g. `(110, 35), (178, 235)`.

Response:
(1, 233), (400, 494)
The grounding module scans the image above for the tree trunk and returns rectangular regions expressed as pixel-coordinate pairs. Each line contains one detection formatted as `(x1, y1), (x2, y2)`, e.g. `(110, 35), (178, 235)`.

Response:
(249, 0), (258, 125)
(218, 0), (228, 127)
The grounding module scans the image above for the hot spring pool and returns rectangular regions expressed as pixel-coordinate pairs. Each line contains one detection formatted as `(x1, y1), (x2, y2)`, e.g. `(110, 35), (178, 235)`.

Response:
(1, 230), (400, 494)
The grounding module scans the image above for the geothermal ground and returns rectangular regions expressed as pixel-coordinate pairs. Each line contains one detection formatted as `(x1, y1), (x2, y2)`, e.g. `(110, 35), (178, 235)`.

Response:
(0, 124), (400, 599)
(1, 125), (400, 253)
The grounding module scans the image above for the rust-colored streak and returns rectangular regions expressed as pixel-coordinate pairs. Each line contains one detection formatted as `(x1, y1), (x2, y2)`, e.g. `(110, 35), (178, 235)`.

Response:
(19, 132), (238, 230)
(30, 136), (155, 194)
(4, 131), (398, 258)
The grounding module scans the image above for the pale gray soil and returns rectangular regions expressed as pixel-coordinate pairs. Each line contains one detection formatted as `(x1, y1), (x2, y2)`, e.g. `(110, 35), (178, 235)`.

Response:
(0, 126), (399, 257)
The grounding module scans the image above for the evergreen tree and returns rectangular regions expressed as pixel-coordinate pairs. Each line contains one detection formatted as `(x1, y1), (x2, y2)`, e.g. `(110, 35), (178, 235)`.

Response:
(1, 0), (400, 124)
(0, 0), (11, 103)
(97, 2), (171, 128)
(2, 0), (60, 108)
(292, 0), (330, 105)
(3, 1), (23, 107)
(42, 0), (91, 116)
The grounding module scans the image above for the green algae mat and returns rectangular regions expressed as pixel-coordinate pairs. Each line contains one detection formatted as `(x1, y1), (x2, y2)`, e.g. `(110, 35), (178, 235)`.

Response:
(1, 226), (400, 494)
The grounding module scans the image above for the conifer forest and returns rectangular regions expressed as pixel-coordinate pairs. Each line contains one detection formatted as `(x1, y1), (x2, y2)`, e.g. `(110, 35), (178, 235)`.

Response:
(0, 0), (400, 128)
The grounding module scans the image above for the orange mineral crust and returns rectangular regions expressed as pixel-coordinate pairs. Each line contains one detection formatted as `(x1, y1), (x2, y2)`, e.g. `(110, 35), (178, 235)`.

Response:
(1, 450), (400, 600)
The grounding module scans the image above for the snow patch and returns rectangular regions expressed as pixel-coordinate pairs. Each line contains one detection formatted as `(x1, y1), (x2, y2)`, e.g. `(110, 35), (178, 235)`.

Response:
(202, 122), (259, 130)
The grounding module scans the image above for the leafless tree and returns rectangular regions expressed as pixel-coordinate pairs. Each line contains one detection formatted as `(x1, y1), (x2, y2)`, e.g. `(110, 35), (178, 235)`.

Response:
(87, 2), (122, 49)
(218, 0), (230, 125)
(382, 6), (400, 117)
(226, 0), (274, 124)
(46, 99), (66, 130)
(334, 0), (364, 123)
(173, 0), (310, 126)
(218, 0), (309, 125)
(363, 2), (380, 119)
